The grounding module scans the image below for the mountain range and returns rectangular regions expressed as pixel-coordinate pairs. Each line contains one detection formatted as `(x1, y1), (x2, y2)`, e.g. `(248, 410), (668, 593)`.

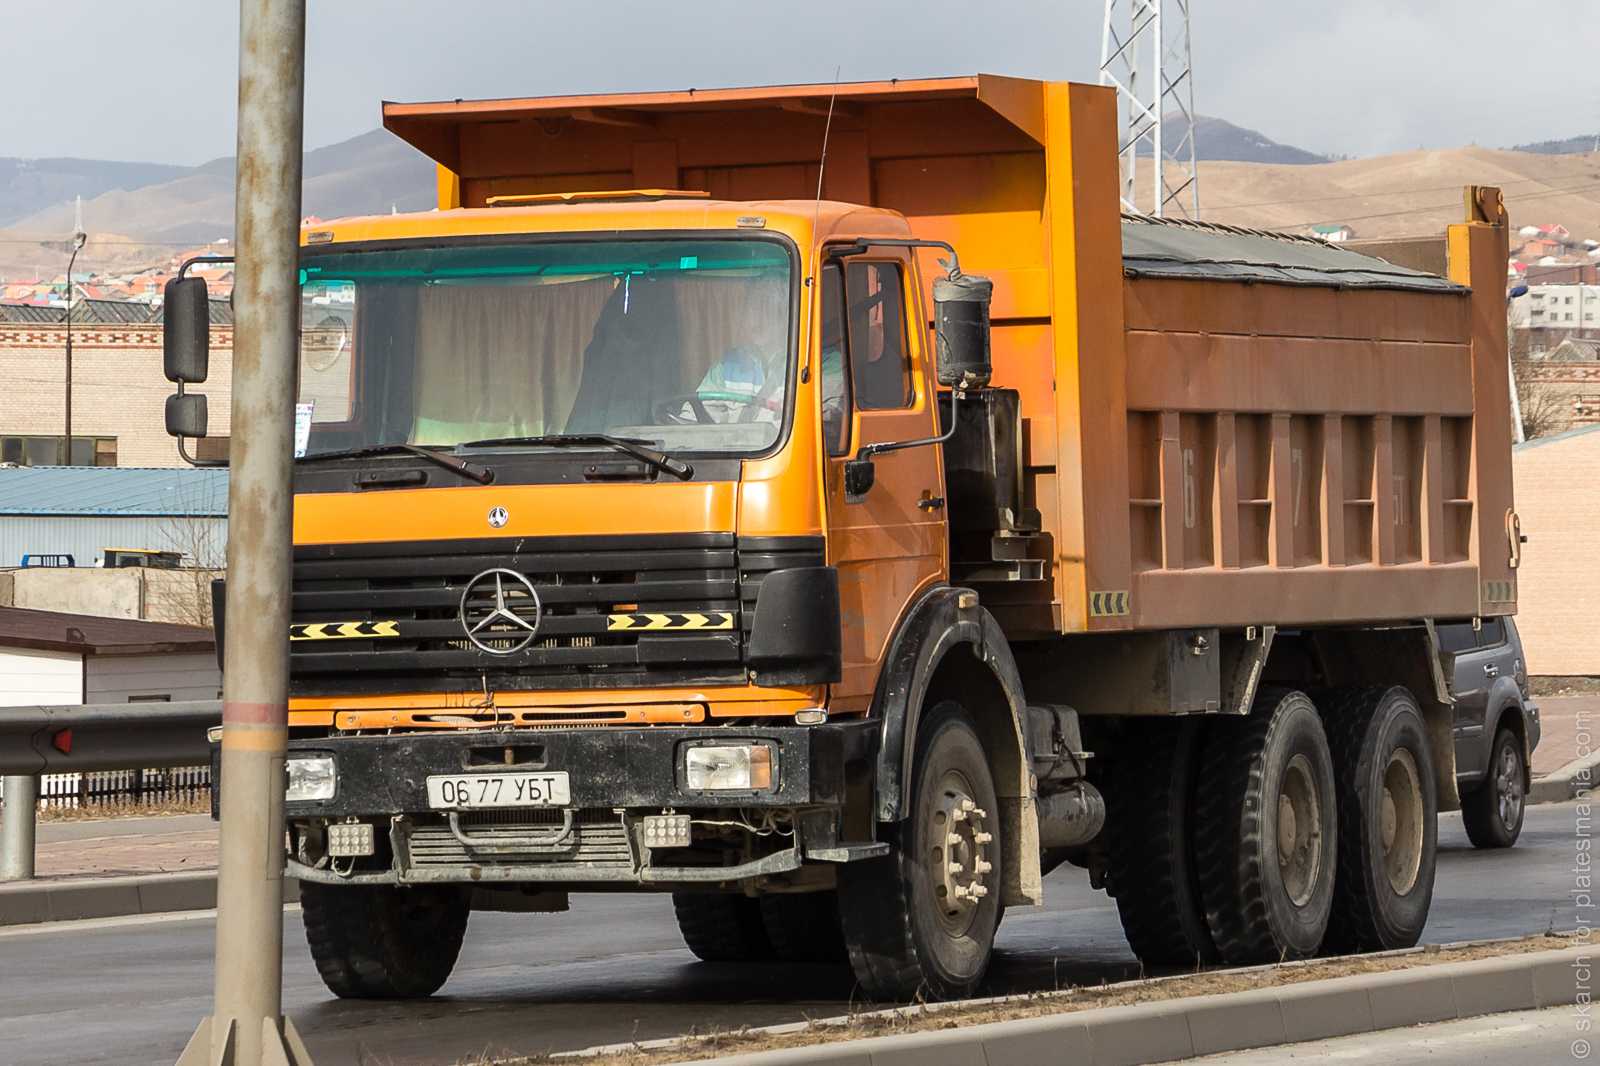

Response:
(5, 118), (1600, 280)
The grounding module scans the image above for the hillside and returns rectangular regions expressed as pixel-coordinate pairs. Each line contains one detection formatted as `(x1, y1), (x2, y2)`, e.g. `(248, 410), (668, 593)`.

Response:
(5, 129), (434, 249)
(0, 157), (194, 228)
(1142, 115), (1330, 165)
(1131, 146), (1600, 242)
(1515, 134), (1600, 156)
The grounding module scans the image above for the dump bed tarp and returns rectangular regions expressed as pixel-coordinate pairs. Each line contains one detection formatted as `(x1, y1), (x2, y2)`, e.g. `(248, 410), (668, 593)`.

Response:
(1121, 217), (1464, 293)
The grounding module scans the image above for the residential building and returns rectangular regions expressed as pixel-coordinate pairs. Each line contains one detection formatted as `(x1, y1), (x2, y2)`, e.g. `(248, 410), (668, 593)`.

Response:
(1525, 283), (1600, 333)
(1310, 223), (1354, 243)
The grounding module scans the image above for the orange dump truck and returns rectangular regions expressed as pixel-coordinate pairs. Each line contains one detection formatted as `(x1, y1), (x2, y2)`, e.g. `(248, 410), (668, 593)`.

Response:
(168, 76), (1521, 1000)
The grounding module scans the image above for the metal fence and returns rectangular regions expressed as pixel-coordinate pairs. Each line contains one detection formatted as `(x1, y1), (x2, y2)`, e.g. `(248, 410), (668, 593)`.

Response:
(21, 767), (213, 811)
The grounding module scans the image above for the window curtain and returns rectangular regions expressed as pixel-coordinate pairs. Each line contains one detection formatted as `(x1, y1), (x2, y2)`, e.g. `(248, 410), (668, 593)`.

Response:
(411, 276), (615, 443)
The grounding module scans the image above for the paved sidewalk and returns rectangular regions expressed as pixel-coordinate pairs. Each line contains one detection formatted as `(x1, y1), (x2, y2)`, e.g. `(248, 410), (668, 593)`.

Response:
(1530, 694), (1600, 777)
(33, 813), (217, 880)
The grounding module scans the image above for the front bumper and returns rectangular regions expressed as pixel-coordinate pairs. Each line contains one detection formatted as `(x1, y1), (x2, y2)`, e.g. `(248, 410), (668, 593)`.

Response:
(274, 721), (881, 887)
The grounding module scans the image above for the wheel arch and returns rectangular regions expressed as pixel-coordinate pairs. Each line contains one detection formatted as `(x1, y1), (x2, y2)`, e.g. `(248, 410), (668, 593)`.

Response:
(870, 585), (1041, 906)
(1486, 690), (1532, 789)
(1292, 623), (1462, 812)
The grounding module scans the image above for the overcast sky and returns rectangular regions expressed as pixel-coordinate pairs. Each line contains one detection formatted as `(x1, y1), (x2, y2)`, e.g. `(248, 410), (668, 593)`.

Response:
(7, 1), (1598, 165)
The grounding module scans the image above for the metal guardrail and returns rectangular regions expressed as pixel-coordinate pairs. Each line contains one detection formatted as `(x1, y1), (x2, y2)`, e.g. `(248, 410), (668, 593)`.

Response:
(0, 700), (221, 880)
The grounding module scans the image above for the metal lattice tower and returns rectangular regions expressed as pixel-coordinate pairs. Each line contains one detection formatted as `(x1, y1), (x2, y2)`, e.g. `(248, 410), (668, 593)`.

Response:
(1099, 0), (1200, 217)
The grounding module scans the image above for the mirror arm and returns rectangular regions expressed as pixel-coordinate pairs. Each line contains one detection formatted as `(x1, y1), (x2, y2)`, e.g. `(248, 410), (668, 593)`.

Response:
(858, 387), (970, 460)
(178, 254), (235, 280)
(825, 237), (961, 279)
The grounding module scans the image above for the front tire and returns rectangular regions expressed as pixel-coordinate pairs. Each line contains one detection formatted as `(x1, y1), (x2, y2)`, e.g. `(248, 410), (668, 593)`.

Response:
(672, 892), (774, 962)
(300, 881), (469, 999)
(1194, 689), (1338, 964)
(1321, 686), (1438, 953)
(1462, 726), (1526, 849)
(838, 701), (1002, 1000)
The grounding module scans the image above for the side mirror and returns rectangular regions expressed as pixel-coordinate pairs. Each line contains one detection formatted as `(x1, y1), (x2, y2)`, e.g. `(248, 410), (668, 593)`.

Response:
(165, 393), (209, 439)
(933, 273), (994, 390)
(844, 457), (876, 501)
(163, 276), (211, 383)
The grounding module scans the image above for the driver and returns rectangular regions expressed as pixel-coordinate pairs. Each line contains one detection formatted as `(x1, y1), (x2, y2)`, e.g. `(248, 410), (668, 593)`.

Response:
(690, 344), (780, 423)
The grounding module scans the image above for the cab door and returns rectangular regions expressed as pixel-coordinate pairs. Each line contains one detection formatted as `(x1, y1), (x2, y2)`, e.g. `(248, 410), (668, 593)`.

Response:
(818, 254), (947, 710)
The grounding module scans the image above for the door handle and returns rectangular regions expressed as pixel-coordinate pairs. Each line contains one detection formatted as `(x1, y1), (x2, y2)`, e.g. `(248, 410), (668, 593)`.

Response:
(918, 496), (945, 511)
(1483, 664), (1499, 678)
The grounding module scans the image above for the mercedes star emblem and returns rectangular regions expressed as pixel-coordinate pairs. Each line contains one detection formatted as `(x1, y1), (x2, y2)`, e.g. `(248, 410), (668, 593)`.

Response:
(458, 568), (542, 655)
(488, 506), (509, 528)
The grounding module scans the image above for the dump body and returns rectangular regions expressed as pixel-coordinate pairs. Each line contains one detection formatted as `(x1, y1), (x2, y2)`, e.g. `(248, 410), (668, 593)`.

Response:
(385, 75), (1517, 641)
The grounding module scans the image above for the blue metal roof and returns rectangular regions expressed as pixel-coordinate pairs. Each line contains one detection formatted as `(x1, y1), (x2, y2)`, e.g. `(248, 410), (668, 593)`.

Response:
(0, 467), (229, 517)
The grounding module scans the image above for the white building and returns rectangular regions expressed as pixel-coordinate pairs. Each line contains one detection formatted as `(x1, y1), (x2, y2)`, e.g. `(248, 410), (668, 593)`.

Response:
(0, 606), (218, 706)
(1526, 284), (1600, 331)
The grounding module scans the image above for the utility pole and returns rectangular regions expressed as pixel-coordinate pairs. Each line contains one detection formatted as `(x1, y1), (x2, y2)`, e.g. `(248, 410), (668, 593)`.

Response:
(61, 199), (86, 467)
(176, 2), (312, 1064)
(1099, 0), (1200, 217)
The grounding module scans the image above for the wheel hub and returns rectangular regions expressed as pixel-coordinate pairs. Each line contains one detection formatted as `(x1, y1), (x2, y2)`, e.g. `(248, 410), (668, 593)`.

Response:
(1276, 754), (1323, 907)
(929, 772), (991, 936)
(1497, 744), (1524, 827)
(1381, 747), (1424, 895)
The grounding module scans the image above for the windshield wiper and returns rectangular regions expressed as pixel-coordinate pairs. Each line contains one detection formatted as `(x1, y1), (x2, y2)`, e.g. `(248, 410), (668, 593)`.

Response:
(297, 443), (495, 484)
(458, 434), (694, 480)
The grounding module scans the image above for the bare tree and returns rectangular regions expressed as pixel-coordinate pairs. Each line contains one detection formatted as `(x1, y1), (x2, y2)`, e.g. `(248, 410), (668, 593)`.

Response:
(1513, 358), (1568, 440)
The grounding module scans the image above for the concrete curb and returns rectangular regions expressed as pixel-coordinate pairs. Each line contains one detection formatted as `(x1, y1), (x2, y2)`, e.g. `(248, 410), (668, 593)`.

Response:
(1531, 750), (1600, 804)
(640, 943), (1591, 1066)
(0, 872), (299, 926)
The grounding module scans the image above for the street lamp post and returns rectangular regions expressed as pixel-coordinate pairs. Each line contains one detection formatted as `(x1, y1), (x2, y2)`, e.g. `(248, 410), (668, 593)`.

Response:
(60, 229), (86, 466)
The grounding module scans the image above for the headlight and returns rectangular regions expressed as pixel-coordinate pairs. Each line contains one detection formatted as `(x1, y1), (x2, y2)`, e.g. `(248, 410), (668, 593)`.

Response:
(684, 744), (774, 791)
(285, 755), (336, 802)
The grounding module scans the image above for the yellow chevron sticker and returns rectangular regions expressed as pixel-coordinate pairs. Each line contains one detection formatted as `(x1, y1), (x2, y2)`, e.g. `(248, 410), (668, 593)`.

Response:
(1088, 590), (1131, 618)
(606, 611), (735, 632)
(289, 620), (402, 641)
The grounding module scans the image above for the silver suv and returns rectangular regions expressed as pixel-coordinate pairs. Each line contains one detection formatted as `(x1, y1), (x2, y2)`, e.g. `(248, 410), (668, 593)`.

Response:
(1437, 617), (1541, 848)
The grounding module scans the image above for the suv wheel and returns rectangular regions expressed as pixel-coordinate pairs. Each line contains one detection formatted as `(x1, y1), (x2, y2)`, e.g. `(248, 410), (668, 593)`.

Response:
(1463, 725), (1526, 849)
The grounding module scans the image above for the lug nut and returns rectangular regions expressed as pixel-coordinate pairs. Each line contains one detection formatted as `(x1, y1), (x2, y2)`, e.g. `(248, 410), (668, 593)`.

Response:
(974, 858), (992, 875)
(969, 884), (988, 898)
(973, 831), (993, 845)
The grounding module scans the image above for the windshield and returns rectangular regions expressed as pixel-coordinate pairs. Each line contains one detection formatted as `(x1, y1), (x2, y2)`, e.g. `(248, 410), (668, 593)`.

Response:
(296, 238), (794, 459)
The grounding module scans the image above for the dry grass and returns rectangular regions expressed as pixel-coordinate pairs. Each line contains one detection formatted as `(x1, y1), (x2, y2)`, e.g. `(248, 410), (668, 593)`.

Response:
(1532, 676), (1600, 697)
(479, 933), (1579, 1066)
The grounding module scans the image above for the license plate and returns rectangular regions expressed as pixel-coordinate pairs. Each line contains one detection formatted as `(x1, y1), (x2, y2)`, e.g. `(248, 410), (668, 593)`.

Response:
(425, 772), (571, 810)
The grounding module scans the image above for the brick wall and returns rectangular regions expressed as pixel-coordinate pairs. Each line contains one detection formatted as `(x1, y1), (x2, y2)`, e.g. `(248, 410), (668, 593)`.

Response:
(1511, 425), (1600, 676)
(0, 324), (233, 468)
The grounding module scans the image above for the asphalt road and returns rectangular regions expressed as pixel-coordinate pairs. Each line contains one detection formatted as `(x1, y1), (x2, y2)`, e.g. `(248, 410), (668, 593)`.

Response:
(1, 801), (1590, 1066)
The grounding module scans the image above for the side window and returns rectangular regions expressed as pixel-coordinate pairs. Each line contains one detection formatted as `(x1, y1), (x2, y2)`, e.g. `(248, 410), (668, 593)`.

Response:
(819, 263), (850, 457)
(1436, 623), (1477, 655)
(845, 261), (913, 410)
(1477, 618), (1506, 647)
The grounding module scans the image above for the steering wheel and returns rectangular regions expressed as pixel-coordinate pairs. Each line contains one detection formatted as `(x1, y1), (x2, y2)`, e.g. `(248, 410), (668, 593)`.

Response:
(653, 393), (717, 425)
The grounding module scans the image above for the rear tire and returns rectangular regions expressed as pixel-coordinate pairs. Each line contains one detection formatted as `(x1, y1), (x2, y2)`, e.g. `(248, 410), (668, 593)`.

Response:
(672, 892), (774, 962)
(838, 700), (1002, 1000)
(300, 881), (469, 999)
(1194, 688), (1337, 964)
(1320, 686), (1438, 954)
(761, 892), (848, 963)
(1105, 719), (1218, 967)
(1462, 726), (1526, 849)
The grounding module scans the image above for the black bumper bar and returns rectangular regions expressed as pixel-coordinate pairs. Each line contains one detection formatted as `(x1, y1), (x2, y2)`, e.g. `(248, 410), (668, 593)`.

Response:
(281, 720), (876, 819)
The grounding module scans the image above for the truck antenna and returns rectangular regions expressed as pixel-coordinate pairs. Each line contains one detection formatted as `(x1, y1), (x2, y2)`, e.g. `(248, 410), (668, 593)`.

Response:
(811, 66), (842, 239)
